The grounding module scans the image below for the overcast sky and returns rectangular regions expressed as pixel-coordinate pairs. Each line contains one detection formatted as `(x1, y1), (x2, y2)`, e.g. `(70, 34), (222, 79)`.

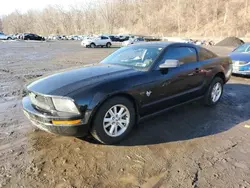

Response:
(0, 0), (91, 15)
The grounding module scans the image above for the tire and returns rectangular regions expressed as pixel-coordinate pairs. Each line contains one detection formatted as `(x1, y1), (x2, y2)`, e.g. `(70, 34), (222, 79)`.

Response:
(106, 42), (111, 48)
(90, 43), (96, 48)
(7, 37), (11, 40)
(204, 77), (224, 106)
(91, 97), (136, 144)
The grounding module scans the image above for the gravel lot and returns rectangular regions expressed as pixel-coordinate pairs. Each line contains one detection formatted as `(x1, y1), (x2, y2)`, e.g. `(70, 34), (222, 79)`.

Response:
(0, 41), (249, 188)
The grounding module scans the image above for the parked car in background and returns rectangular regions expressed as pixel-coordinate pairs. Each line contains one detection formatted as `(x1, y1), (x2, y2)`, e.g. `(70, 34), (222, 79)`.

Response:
(122, 37), (145, 46)
(108, 35), (130, 42)
(118, 35), (130, 42)
(0, 32), (12, 40)
(12, 33), (20, 39)
(20, 33), (30, 40)
(108, 35), (119, 42)
(81, 36), (112, 48)
(23, 42), (232, 144)
(229, 43), (250, 75)
(6, 34), (16, 40)
(72, 36), (82, 40)
(15, 33), (22, 39)
(24, 33), (45, 41)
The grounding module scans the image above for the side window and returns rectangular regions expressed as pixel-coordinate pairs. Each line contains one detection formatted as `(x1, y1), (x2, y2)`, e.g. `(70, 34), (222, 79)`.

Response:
(199, 48), (217, 61)
(101, 36), (108, 40)
(161, 47), (197, 64)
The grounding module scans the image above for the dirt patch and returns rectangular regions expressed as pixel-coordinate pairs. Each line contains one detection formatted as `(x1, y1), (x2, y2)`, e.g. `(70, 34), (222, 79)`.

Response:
(0, 41), (250, 188)
(216, 37), (244, 47)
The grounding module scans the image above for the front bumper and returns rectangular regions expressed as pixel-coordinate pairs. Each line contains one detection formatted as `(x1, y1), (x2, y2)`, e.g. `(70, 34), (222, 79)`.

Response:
(22, 96), (90, 137)
(232, 70), (250, 75)
(232, 62), (250, 75)
(81, 43), (89, 47)
(81, 41), (91, 47)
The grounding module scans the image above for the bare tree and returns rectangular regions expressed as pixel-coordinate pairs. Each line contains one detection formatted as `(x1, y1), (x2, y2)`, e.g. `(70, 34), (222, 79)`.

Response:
(0, 18), (3, 32)
(1, 0), (250, 37)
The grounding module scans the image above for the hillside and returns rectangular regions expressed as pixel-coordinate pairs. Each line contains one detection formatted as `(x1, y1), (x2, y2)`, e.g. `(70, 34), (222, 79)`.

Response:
(1, 0), (249, 37)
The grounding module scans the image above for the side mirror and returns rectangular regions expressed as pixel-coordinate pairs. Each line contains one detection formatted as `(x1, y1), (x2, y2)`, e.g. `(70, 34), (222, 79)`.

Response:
(159, 59), (180, 69)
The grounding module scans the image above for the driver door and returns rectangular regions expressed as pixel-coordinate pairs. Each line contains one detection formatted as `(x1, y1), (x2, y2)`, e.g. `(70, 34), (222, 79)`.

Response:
(140, 45), (205, 116)
(100, 36), (107, 45)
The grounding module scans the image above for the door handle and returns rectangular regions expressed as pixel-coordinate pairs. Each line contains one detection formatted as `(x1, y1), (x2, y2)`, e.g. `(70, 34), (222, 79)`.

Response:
(188, 68), (200, 76)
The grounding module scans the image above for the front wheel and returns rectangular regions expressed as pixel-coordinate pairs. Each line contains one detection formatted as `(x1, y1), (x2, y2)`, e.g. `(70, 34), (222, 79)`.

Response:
(91, 97), (136, 144)
(204, 77), (224, 106)
(90, 43), (96, 48)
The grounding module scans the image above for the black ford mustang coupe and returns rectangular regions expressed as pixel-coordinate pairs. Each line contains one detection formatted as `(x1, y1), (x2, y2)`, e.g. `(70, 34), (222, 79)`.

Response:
(23, 42), (232, 144)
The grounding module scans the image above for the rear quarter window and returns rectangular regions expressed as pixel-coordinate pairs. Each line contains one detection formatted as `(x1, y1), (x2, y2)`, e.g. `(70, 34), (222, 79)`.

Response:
(199, 48), (218, 61)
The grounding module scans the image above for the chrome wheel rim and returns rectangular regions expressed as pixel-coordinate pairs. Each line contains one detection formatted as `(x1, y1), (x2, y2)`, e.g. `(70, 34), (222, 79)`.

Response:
(103, 104), (130, 137)
(211, 82), (222, 103)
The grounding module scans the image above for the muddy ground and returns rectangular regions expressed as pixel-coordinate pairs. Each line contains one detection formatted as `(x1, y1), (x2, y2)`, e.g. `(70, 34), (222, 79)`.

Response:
(0, 41), (249, 188)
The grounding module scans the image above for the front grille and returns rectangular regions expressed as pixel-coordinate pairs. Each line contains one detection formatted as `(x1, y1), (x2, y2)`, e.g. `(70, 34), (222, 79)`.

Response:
(29, 92), (54, 112)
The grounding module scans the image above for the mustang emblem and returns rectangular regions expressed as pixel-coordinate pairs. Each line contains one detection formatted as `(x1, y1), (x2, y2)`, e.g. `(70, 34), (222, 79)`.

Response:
(146, 91), (152, 97)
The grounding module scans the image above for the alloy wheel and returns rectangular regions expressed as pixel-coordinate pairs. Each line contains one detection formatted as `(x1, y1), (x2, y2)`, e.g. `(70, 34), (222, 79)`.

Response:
(211, 82), (222, 103)
(103, 104), (130, 137)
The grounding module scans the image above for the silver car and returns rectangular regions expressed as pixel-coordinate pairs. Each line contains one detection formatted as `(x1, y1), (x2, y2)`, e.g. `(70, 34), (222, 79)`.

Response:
(0, 32), (11, 40)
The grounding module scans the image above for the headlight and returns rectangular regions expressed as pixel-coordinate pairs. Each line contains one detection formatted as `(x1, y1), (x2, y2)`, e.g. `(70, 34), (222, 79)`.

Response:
(52, 97), (80, 114)
(239, 61), (248, 65)
(233, 61), (248, 65)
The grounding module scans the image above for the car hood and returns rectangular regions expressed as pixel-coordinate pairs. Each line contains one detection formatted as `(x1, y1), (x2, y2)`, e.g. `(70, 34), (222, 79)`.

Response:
(229, 52), (250, 62)
(27, 64), (138, 96)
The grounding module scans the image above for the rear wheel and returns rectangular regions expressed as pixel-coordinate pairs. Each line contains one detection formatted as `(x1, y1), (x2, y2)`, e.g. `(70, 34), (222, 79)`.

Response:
(106, 42), (111, 48)
(204, 77), (223, 106)
(91, 97), (135, 144)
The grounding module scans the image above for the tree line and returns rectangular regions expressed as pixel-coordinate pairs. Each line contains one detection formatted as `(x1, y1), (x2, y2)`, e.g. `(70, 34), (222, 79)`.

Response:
(1, 0), (249, 37)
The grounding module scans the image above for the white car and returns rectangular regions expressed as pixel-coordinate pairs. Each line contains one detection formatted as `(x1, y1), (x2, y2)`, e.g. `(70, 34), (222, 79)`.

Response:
(122, 37), (145, 46)
(0, 32), (11, 40)
(81, 36), (112, 48)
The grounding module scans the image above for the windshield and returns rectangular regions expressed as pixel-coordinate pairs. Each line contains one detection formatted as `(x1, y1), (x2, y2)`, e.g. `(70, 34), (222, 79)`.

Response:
(100, 46), (163, 69)
(233, 43), (250, 53)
